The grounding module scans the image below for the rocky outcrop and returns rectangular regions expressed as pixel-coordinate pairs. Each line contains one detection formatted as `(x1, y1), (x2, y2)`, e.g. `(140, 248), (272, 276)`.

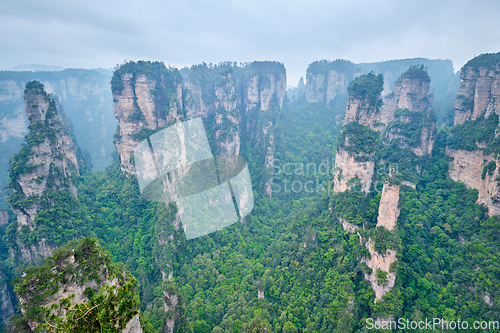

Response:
(454, 53), (500, 125)
(393, 77), (431, 113)
(0, 69), (115, 171)
(341, 66), (435, 159)
(360, 239), (397, 301)
(355, 182), (400, 301)
(305, 60), (355, 104)
(213, 73), (241, 156)
(245, 70), (286, 111)
(333, 71), (416, 304)
(382, 67), (436, 157)
(117, 61), (285, 199)
(240, 63), (285, 197)
(0, 209), (9, 226)
(14, 238), (142, 332)
(334, 73), (383, 193)
(112, 63), (188, 174)
(305, 58), (456, 118)
(446, 54), (500, 216)
(8, 81), (80, 264)
(447, 148), (500, 216)
(343, 95), (379, 127)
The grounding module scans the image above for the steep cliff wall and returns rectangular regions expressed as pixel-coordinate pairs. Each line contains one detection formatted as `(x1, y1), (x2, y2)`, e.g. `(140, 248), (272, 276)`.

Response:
(447, 53), (500, 216)
(454, 53), (500, 125)
(383, 66), (436, 157)
(112, 61), (188, 174)
(113, 61), (286, 175)
(182, 61), (286, 196)
(360, 239), (397, 301)
(333, 148), (375, 193)
(334, 73), (383, 193)
(376, 183), (401, 231)
(0, 270), (14, 329)
(242, 62), (286, 196)
(183, 63), (243, 157)
(359, 182), (401, 301)
(0, 70), (115, 211)
(447, 148), (500, 216)
(13, 238), (142, 332)
(8, 81), (81, 264)
(305, 60), (356, 104)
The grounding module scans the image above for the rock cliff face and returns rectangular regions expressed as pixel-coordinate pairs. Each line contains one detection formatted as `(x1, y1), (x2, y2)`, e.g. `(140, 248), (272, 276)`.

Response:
(360, 238), (397, 301)
(333, 148), (374, 193)
(334, 72), (383, 193)
(454, 54), (500, 125)
(376, 183), (401, 231)
(241, 63), (286, 196)
(13, 238), (142, 332)
(382, 67), (436, 156)
(305, 60), (356, 104)
(359, 182), (402, 301)
(447, 53), (500, 216)
(186, 62), (286, 167)
(112, 64), (188, 174)
(447, 148), (500, 216)
(117, 61), (286, 195)
(8, 81), (80, 264)
(184, 65), (243, 157)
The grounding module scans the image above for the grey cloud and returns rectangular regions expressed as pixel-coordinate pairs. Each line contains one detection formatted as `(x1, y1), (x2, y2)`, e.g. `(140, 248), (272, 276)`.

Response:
(1, 0), (500, 84)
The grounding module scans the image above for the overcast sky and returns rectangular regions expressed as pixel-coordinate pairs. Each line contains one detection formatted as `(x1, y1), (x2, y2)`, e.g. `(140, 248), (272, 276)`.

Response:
(1, 0), (500, 85)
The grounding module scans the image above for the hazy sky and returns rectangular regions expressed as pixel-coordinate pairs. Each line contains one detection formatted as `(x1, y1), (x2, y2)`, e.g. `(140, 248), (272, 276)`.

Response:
(1, 0), (500, 85)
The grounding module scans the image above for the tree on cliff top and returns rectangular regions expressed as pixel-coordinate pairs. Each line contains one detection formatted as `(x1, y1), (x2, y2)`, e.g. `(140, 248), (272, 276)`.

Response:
(347, 72), (384, 109)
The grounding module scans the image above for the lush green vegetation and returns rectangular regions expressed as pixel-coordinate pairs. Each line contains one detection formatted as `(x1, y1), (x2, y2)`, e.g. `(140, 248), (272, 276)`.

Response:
(398, 65), (430, 82)
(347, 73), (384, 110)
(11, 238), (139, 332)
(306, 59), (356, 76)
(386, 108), (435, 149)
(462, 52), (500, 72)
(482, 161), (497, 179)
(337, 122), (380, 159)
(447, 113), (499, 155)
